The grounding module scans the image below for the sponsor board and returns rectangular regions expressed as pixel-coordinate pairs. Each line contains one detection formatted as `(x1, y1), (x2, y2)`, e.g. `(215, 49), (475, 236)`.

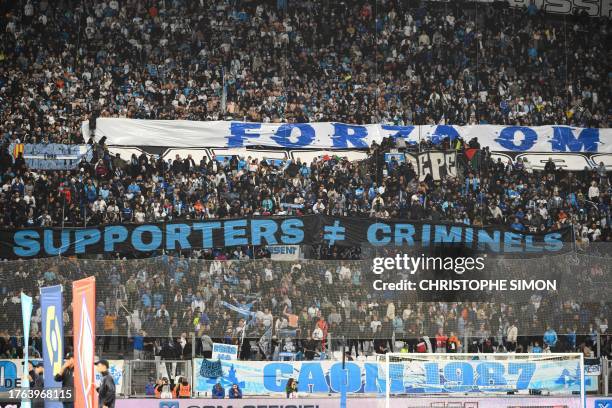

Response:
(115, 397), (605, 408)
(0, 360), (42, 392)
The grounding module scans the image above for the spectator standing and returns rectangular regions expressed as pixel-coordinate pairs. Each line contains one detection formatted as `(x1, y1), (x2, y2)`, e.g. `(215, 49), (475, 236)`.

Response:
(507, 322), (518, 352)
(543, 326), (558, 351)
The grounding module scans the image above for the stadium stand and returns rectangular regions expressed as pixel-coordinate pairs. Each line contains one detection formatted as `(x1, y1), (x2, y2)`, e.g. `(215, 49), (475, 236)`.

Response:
(0, 0), (608, 134)
(0, 0), (610, 366)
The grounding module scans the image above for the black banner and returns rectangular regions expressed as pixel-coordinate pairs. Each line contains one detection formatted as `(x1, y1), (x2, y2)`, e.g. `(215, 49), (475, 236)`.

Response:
(0, 216), (572, 259)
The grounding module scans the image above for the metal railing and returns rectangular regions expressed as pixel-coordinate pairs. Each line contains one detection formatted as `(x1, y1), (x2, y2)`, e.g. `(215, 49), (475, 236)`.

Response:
(124, 359), (192, 398)
(606, 357), (611, 396)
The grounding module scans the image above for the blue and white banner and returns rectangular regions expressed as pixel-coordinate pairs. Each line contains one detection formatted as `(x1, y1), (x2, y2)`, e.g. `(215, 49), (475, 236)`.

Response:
(192, 359), (590, 396)
(211, 343), (239, 361)
(20, 293), (33, 408)
(9, 143), (92, 170)
(83, 119), (612, 152)
(220, 301), (255, 318)
(397, 357), (582, 394)
(40, 285), (64, 408)
(268, 245), (300, 260)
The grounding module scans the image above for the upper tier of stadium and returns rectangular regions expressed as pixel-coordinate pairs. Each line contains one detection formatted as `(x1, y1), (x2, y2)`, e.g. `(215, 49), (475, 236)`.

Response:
(0, 0), (609, 147)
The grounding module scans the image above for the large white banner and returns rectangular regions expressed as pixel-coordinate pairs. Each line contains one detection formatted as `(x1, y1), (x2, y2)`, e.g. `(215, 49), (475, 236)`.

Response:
(83, 119), (612, 153)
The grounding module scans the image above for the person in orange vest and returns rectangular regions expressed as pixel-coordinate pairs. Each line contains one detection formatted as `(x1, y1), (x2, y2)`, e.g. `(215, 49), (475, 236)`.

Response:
(447, 331), (461, 353)
(173, 377), (191, 399)
(154, 377), (173, 398)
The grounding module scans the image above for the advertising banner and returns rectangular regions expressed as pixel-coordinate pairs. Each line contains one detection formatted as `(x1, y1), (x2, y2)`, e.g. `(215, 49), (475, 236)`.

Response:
(115, 397), (608, 408)
(20, 293), (32, 408)
(72, 277), (96, 408)
(2, 216), (572, 259)
(116, 398), (372, 408)
(40, 285), (64, 408)
(82, 119), (612, 153)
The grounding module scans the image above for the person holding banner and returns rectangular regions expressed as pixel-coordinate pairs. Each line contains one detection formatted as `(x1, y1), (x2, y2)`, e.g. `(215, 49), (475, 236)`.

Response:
(54, 352), (74, 408)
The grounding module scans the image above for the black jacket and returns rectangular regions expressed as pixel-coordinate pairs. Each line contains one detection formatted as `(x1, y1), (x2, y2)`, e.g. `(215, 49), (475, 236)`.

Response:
(30, 370), (45, 408)
(54, 366), (74, 389)
(97, 371), (116, 408)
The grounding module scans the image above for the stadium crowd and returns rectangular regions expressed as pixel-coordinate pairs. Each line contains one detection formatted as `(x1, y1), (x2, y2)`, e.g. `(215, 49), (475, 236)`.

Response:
(0, 0), (609, 141)
(0, 254), (610, 361)
(0, 0), (609, 242)
(0, 0), (610, 362)
(2, 134), (611, 248)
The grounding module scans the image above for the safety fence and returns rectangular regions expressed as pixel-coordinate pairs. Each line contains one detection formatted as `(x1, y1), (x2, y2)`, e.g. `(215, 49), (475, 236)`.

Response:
(0, 252), (609, 340)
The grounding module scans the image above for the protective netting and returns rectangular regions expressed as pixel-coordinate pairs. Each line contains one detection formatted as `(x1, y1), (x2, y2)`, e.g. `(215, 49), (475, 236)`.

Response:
(0, 250), (609, 345)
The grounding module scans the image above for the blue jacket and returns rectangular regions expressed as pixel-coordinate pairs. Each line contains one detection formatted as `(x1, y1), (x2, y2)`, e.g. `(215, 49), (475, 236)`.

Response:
(212, 385), (225, 398)
(543, 329), (558, 347)
(228, 387), (243, 399)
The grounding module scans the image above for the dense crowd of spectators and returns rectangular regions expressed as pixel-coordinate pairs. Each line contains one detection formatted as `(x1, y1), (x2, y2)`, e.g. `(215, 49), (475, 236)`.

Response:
(0, 0), (609, 243)
(1, 137), (610, 249)
(0, 252), (610, 361)
(0, 0), (609, 143)
(0, 0), (610, 362)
